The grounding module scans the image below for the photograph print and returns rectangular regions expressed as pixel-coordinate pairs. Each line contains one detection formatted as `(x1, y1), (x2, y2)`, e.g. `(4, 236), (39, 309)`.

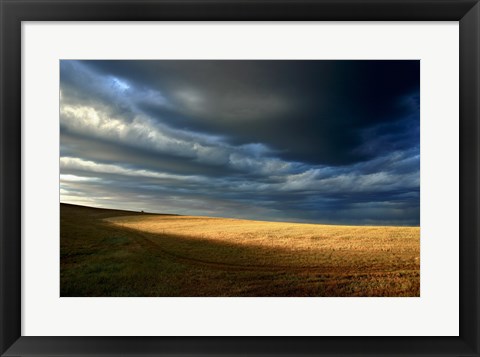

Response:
(60, 60), (420, 297)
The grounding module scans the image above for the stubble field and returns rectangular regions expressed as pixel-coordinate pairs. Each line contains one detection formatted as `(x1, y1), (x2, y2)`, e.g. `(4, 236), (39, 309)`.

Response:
(61, 203), (420, 297)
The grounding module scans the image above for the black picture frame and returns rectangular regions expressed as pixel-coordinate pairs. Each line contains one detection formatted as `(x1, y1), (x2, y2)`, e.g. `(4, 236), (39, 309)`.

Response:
(1, 1), (478, 356)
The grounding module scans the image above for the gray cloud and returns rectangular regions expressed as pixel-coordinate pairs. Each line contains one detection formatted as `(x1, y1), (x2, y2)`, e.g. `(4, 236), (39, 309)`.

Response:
(60, 60), (420, 225)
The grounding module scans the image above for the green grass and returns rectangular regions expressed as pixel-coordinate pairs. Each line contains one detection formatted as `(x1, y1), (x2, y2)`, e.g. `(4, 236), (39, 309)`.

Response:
(60, 203), (420, 297)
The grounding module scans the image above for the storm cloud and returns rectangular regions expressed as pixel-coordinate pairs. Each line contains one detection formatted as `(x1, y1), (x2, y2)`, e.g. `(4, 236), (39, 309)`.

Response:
(60, 60), (420, 225)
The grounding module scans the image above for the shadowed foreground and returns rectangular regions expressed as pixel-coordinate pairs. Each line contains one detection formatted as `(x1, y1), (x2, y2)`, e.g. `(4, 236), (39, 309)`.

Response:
(61, 203), (420, 297)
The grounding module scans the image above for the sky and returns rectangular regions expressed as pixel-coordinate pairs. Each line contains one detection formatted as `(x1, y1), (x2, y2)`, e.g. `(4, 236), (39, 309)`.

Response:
(60, 60), (420, 226)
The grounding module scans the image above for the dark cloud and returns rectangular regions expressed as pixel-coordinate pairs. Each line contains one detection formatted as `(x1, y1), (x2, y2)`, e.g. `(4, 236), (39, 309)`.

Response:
(60, 60), (420, 225)
(81, 60), (419, 166)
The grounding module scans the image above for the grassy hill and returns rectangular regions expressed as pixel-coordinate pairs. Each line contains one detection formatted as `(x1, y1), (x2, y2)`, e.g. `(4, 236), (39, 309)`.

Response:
(61, 203), (420, 297)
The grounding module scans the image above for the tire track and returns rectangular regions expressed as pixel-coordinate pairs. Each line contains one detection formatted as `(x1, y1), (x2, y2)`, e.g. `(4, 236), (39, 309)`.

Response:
(112, 222), (419, 277)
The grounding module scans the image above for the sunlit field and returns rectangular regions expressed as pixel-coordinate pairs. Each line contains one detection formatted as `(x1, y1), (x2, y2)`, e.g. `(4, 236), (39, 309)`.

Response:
(61, 203), (420, 297)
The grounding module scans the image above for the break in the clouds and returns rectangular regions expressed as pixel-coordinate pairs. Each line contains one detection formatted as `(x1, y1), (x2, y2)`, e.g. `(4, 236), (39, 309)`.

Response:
(60, 60), (420, 226)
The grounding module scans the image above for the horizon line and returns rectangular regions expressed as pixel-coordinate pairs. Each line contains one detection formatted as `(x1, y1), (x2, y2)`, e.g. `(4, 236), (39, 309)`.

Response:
(60, 201), (420, 228)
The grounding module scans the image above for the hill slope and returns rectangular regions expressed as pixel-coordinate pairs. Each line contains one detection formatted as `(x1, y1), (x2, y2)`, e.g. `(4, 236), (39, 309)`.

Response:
(61, 203), (420, 297)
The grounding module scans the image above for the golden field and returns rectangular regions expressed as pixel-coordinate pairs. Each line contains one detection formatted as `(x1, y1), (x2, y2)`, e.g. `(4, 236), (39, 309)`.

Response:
(61, 203), (420, 297)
